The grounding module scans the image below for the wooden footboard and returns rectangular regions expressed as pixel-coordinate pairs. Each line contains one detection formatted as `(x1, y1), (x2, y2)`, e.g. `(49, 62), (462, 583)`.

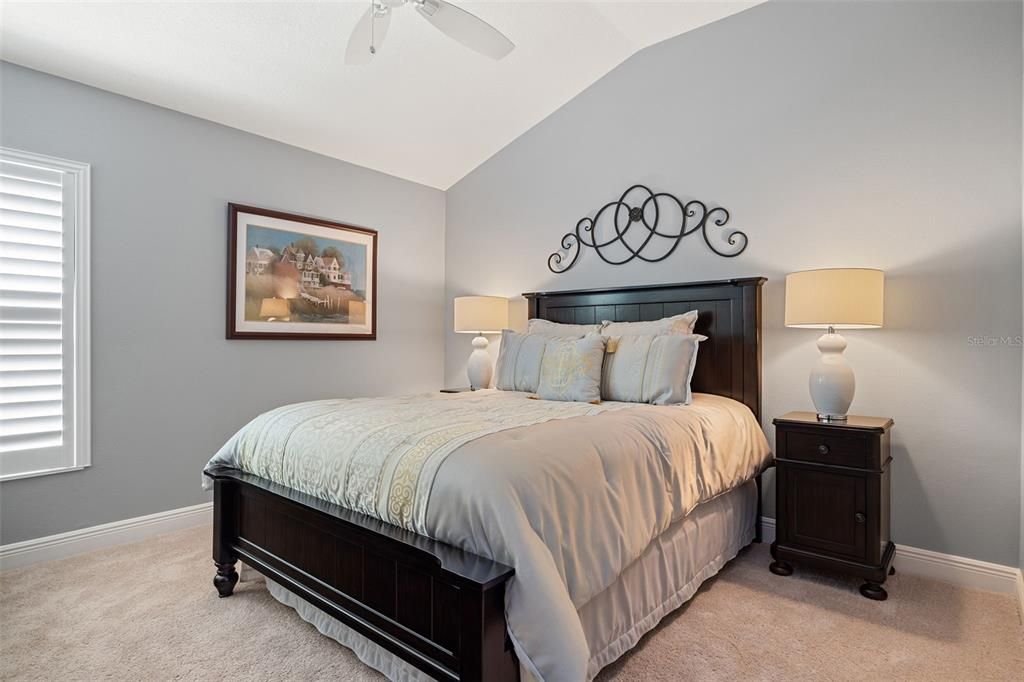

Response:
(206, 466), (518, 682)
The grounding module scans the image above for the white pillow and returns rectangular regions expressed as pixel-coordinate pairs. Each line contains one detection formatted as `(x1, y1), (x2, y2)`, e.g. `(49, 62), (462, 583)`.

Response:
(527, 318), (602, 337)
(536, 334), (606, 403)
(601, 310), (699, 337)
(494, 330), (548, 392)
(601, 333), (705, 405)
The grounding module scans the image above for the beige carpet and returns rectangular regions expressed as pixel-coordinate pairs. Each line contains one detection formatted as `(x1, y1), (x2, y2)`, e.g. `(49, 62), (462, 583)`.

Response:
(1, 526), (1021, 681)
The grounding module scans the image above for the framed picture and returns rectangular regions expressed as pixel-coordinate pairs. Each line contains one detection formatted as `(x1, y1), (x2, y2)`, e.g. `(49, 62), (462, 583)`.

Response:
(227, 204), (377, 340)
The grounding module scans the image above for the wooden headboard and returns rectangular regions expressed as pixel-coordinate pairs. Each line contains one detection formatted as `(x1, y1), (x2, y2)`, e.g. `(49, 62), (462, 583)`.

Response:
(524, 278), (766, 420)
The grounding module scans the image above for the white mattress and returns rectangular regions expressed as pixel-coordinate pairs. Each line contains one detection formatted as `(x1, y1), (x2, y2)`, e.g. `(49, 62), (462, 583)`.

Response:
(260, 479), (757, 682)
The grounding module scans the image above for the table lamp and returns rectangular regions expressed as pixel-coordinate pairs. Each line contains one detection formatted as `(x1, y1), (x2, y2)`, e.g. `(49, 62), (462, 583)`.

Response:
(454, 296), (508, 390)
(785, 268), (884, 421)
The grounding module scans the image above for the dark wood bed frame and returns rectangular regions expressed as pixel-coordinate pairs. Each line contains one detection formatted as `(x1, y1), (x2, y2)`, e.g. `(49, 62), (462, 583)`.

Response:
(206, 277), (765, 682)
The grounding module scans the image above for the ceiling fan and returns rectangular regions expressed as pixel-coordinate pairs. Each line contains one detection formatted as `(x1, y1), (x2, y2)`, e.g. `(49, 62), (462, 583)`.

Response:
(345, 0), (514, 65)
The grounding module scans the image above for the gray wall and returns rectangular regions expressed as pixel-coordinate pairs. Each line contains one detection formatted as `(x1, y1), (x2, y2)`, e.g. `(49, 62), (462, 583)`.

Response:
(0, 63), (447, 544)
(445, 1), (1023, 566)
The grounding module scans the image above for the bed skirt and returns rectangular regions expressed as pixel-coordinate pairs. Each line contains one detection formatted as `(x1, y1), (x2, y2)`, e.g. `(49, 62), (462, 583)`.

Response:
(258, 480), (757, 681)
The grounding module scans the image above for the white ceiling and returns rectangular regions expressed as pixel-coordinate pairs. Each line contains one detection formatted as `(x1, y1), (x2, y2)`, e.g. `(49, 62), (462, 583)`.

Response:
(0, 1), (760, 189)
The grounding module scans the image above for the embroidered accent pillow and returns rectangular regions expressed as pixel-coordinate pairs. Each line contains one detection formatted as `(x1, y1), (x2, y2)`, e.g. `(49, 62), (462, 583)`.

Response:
(601, 333), (705, 405)
(494, 330), (548, 392)
(527, 318), (603, 338)
(601, 310), (699, 338)
(536, 334), (607, 403)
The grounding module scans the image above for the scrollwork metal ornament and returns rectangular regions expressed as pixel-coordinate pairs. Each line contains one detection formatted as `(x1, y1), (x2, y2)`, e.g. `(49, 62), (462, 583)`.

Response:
(547, 185), (748, 274)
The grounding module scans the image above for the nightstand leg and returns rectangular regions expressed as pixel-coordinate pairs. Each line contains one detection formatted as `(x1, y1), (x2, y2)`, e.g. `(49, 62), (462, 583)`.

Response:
(769, 560), (793, 576)
(889, 566), (896, 576)
(859, 581), (887, 601)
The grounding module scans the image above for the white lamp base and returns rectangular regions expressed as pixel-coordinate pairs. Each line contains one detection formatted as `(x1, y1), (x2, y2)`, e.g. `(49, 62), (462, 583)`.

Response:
(809, 331), (855, 421)
(466, 335), (493, 390)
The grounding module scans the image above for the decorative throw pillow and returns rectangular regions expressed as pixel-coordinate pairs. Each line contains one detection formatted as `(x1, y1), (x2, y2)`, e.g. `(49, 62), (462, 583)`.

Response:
(601, 310), (699, 338)
(493, 330), (548, 392)
(535, 334), (607, 403)
(601, 333), (705, 405)
(527, 318), (603, 338)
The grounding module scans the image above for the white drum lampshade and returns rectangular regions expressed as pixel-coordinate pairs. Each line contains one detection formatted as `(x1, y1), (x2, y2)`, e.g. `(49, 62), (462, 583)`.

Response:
(785, 268), (884, 421)
(454, 296), (509, 390)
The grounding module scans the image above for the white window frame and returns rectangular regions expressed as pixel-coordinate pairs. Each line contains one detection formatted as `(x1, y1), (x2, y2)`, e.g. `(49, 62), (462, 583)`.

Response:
(1, 147), (91, 481)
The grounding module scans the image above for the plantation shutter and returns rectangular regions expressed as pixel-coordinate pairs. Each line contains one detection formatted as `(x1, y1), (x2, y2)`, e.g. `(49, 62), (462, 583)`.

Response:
(0, 151), (89, 480)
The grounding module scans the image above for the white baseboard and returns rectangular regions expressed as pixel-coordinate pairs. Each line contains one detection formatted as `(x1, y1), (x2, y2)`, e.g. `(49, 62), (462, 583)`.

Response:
(759, 517), (1020, 595)
(1016, 569), (1024, 623)
(894, 544), (1020, 594)
(0, 502), (212, 572)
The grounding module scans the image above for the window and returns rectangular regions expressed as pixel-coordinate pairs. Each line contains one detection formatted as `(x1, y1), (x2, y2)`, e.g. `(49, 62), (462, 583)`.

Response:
(0, 148), (90, 481)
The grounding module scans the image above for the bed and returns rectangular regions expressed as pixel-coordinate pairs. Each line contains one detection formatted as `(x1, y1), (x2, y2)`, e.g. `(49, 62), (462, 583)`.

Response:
(204, 277), (768, 682)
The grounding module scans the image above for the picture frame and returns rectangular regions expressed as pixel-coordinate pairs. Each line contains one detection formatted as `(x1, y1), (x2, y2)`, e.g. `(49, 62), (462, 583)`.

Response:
(227, 203), (377, 340)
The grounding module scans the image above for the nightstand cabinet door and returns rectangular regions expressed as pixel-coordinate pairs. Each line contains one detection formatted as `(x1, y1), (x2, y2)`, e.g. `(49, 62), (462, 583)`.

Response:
(778, 464), (867, 562)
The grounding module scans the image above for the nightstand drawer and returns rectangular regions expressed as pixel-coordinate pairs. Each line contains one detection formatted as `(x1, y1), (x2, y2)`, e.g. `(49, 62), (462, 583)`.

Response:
(779, 429), (868, 469)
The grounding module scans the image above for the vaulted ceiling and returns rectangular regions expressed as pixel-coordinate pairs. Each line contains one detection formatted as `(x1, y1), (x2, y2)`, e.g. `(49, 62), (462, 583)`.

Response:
(0, 1), (760, 189)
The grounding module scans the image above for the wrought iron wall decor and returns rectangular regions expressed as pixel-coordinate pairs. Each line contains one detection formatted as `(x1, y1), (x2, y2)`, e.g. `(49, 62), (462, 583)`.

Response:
(547, 184), (748, 274)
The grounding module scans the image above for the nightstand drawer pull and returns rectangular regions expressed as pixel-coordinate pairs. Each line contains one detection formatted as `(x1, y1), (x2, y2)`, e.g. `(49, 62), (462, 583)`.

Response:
(855, 512), (866, 524)
(817, 444), (830, 456)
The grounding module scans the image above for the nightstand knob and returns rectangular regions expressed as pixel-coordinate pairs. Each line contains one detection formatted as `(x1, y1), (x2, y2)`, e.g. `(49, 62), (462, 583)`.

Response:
(855, 512), (866, 524)
(817, 444), (830, 456)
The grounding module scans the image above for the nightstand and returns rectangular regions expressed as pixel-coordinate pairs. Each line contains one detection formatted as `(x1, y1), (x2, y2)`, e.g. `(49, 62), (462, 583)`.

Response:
(439, 388), (473, 393)
(769, 412), (895, 600)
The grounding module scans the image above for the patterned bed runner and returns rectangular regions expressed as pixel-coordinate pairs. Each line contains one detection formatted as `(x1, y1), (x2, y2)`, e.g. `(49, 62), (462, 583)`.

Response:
(223, 391), (627, 533)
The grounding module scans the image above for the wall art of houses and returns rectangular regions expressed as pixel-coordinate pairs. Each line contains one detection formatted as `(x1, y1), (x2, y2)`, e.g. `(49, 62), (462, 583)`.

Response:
(227, 204), (377, 340)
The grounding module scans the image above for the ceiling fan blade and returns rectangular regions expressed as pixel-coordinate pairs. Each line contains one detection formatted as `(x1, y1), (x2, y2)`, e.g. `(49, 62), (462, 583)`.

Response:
(345, 4), (392, 65)
(415, 0), (514, 60)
